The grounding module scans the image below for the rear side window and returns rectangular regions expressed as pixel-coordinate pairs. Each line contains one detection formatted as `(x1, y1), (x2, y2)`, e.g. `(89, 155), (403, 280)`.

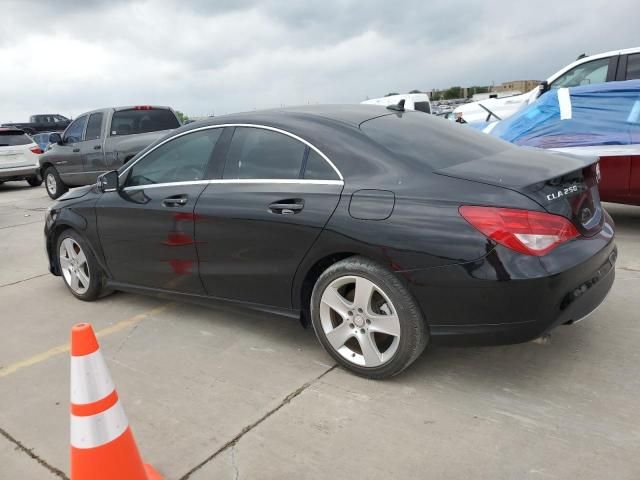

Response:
(626, 54), (640, 80)
(223, 127), (306, 179)
(304, 150), (339, 180)
(414, 101), (431, 114)
(124, 128), (222, 187)
(85, 113), (104, 141)
(360, 112), (510, 170)
(0, 131), (31, 146)
(111, 109), (180, 136)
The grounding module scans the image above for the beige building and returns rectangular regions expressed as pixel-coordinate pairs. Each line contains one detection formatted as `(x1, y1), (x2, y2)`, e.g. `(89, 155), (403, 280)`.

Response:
(494, 80), (541, 93)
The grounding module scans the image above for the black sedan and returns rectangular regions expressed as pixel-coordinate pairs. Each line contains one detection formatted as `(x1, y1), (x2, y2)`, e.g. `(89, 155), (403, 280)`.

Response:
(44, 105), (616, 378)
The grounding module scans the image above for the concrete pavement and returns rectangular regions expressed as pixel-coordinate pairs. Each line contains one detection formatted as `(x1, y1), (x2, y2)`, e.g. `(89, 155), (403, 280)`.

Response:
(1, 182), (638, 479)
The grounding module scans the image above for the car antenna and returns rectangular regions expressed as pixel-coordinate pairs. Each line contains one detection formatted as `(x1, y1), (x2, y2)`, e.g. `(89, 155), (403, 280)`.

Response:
(386, 99), (405, 112)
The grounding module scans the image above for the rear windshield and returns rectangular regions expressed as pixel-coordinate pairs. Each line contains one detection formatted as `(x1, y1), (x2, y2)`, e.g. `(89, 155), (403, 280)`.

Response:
(110, 109), (179, 136)
(0, 131), (31, 146)
(360, 112), (511, 170)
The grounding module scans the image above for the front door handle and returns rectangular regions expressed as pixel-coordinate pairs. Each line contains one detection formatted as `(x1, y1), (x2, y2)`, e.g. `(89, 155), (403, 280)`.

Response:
(73, 148), (80, 153)
(269, 199), (304, 215)
(162, 194), (188, 207)
(94, 145), (102, 150)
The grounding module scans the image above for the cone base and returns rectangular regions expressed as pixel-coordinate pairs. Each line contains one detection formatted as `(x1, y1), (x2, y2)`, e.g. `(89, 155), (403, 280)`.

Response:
(144, 464), (164, 480)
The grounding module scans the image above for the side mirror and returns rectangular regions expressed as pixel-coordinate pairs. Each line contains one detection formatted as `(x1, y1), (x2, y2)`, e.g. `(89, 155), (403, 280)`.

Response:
(538, 80), (550, 94)
(97, 170), (119, 193)
(49, 132), (62, 145)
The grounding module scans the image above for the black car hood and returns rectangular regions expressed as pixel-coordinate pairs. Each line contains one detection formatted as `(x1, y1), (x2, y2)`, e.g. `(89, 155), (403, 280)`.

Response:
(58, 184), (95, 201)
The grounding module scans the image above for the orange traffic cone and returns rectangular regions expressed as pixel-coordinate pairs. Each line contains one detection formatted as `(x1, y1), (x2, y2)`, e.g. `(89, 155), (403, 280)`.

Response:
(70, 323), (163, 480)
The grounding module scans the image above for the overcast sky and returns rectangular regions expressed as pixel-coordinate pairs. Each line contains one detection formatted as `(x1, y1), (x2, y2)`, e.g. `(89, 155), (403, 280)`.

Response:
(1, 0), (637, 122)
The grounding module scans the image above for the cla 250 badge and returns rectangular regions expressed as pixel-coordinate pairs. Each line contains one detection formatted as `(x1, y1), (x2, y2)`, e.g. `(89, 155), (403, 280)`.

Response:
(547, 184), (578, 201)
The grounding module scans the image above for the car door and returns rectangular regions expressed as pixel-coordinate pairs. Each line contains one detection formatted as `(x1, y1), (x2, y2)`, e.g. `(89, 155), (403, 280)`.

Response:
(80, 112), (106, 184)
(96, 127), (224, 293)
(55, 115), (87, 184)
(194, 126), (344, 308)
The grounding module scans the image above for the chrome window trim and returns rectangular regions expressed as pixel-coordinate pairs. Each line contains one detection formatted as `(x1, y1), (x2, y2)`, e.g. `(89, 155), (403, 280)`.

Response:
(118, 123), (344, 184)
(121, 178), (344, 192)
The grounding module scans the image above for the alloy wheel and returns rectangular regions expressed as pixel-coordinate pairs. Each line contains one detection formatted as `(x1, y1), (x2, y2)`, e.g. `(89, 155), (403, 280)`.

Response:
(59, 238), (90, 294)
(46, 173), (57, 196)
(319, 275), (401, 367)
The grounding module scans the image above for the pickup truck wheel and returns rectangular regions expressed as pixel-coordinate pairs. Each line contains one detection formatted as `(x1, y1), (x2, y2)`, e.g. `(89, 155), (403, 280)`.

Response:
(27, 174), (43, 187)
(44, 167), (68, 199)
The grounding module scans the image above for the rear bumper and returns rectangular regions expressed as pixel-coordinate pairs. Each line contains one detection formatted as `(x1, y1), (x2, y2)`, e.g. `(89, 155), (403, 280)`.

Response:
(0, 165), (38, 180)
(404, 215), (617, 346)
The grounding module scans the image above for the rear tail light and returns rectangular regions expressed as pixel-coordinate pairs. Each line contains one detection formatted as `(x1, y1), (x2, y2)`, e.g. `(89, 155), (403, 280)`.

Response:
(30, 146), (44, 154)
(134, 105), (153, 110)
(459, 206), (580, 256)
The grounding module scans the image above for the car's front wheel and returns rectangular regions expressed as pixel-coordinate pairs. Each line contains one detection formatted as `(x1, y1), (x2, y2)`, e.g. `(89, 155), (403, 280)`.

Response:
(44, 167), (68, 199)
(57, 230), (106, 301)
(311, 256), (428, 379)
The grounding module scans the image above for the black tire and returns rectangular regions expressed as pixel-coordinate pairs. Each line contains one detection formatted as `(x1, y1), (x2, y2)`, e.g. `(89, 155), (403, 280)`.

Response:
(27, 174), (43, 187)
(44, 166), (68, 199)
(310, 256), (428, 379)
(56, 229), (108, 301)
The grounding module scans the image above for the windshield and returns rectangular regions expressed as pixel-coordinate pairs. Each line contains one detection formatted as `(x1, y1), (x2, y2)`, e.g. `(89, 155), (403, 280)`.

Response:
(360, 111), (511, 170)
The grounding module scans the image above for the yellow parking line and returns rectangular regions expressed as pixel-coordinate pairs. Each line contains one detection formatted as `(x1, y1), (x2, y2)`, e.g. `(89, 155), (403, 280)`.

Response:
(0, 303), (174, 379)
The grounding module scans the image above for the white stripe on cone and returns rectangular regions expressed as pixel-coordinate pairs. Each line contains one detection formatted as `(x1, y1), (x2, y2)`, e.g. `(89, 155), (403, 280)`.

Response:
(71, 349), (115, 405)
(71, 400), (129, 449)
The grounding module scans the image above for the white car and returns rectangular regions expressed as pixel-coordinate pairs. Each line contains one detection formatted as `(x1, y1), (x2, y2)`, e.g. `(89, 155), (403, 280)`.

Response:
(361, 93), (432, 114)
(0, 128), (44, 187)
(455, 47), (640, 123)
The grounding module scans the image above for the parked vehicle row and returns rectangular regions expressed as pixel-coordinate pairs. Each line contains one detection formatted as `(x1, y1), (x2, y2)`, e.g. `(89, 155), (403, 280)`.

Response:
(45, 105), (616, 378)
(39, 106), (181, 199)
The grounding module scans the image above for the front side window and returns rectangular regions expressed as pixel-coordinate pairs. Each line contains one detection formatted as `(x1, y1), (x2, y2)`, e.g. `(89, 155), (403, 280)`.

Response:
(223, 127), (306, 179)
(63, 116), (87, 144)
(551, 57), (609, 89)
(124, 128), (222, 187)
(85, 113), (104, 141)
(111, 109), (180, 136)
(626, 53), (640, 80)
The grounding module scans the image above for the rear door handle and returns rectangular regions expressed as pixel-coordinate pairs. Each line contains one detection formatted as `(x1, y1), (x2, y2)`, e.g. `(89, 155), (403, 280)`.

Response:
(162, 194), (188, 207)
(73, 148), (80, 153)
(94, 145), (102, 150)
(269, 199), (304, 215)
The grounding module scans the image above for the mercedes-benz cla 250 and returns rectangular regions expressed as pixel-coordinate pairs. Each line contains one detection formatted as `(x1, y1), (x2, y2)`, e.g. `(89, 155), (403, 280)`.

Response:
(45, 105), (616, 378)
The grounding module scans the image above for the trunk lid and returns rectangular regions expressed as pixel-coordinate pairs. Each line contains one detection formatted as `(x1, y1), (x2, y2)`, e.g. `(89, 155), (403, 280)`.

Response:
(435, 147), (603, 237)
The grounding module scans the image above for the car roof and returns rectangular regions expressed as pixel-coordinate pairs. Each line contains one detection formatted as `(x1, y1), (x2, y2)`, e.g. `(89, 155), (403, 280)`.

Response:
(198, 104), (393, 129)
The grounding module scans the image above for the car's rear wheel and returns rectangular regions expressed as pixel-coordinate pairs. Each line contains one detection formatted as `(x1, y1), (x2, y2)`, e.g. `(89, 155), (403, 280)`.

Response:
(27, 174), (42, 187)
(44, 167), (67, 199)
(311, 256), (428, 379)
(57, 230), (105, 301)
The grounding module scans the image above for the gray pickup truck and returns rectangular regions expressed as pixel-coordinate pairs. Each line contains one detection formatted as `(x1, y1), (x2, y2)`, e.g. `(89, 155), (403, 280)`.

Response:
(40, 106), (180, 198)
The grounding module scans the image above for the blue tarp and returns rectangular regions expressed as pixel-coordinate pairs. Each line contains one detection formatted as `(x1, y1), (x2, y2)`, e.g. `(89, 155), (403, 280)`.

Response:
(487, 80), (640, 148)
